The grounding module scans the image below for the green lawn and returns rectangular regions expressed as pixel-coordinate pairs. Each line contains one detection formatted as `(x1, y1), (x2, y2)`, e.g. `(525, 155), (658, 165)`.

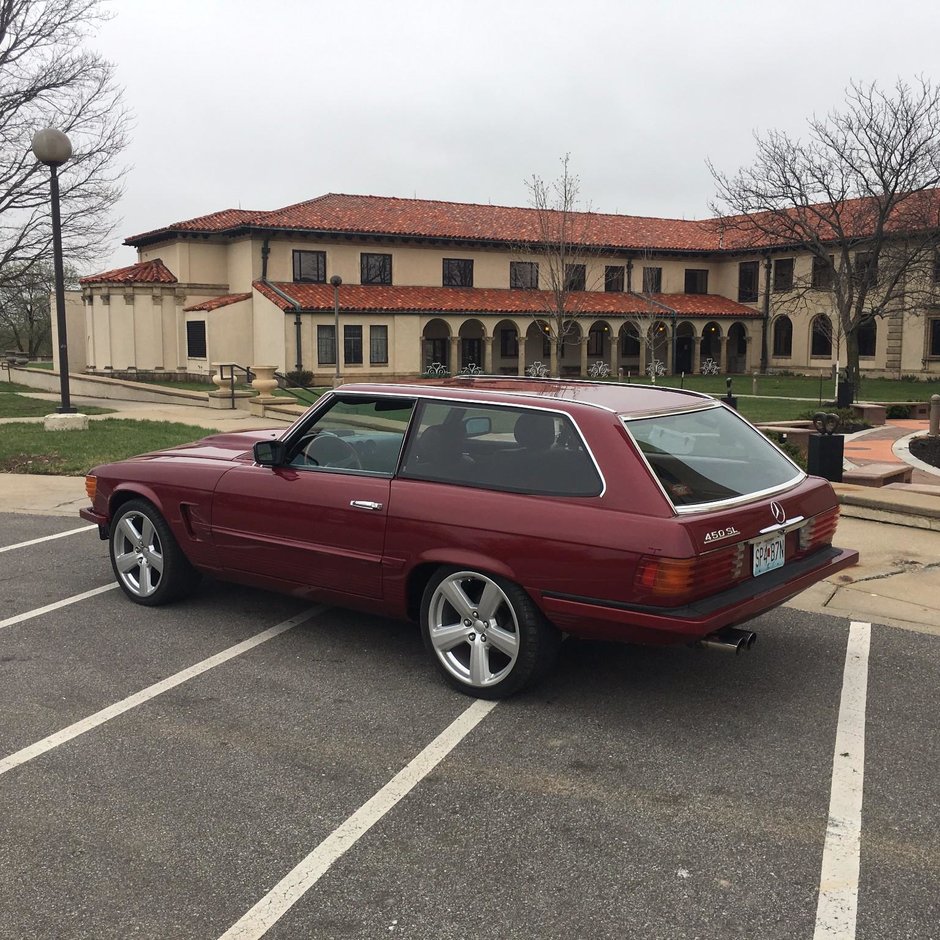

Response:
(0, 418), (217, 475)
(25, 361), (54, 370)
(0, 393), (113, 418)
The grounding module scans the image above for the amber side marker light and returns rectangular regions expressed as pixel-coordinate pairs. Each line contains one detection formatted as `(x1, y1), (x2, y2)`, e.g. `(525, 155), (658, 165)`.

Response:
(85, 474), (96, 502)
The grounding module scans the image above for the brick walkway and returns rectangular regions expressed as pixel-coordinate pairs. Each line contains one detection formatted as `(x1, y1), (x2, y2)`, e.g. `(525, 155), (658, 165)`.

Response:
(844, 419), (940, 486)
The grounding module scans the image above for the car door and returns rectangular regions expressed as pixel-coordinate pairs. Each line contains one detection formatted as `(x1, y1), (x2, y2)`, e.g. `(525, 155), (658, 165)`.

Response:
(210, 393), (416, 599)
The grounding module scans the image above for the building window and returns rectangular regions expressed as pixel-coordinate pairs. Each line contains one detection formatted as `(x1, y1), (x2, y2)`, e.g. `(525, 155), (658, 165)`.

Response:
(855, 251), (878, 288)
(443, 258), (473, 287)
(605, 265), (625, 292)
(510, 261), (539, 289)
(773, 258), (794, 292)
(933, 251), (940, 284)
(642, 267), (662, 293)
(500, 328), (518, 357)
(930, 318), (940, 357)
(738, 261), (759, 303)
(186, 321), (206, 358)
(344, 325), (363, 364)
(857, 318), (877, 358)
(772, 316), (792, 357)
(425, 337), (448, 369)
(811, 315), (832, 357)
(684, 269), (708, 294)
(292, 250), (326, 283)
(587, 325), (605, 356)
(361, 253), (392, 285)
(370, 325), (388, 364)
(812, 255), (834, 290)
(317, 325), (336, 365)
(564, 264), (586, 291)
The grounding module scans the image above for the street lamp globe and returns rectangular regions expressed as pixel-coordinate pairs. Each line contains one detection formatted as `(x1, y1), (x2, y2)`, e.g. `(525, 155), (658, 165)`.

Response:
(31, 128), (73, 166)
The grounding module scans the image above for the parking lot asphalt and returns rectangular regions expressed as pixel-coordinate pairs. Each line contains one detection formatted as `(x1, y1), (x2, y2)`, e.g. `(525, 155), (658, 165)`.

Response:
(1, 512), (938, 940)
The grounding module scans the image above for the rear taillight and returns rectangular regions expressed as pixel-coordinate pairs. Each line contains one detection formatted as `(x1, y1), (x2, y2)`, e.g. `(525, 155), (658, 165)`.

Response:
(799, 507), (839, 553)
(634, 541), (747, 605)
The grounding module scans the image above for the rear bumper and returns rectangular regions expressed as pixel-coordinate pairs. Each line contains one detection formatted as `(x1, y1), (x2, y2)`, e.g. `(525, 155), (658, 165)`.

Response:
(540, 545), (859, 644)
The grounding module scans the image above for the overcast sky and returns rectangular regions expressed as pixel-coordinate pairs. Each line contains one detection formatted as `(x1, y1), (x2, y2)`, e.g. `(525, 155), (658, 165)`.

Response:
(91, 0), (940, 270)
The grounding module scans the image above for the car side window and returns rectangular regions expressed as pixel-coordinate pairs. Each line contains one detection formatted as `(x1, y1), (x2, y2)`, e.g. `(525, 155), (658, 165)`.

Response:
(399, 401), (602, 496)
(288, 395), (416, 474)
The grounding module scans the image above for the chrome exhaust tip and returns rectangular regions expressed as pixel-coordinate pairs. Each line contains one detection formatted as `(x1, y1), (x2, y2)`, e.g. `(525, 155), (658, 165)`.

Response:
(697, 627), (757, 654)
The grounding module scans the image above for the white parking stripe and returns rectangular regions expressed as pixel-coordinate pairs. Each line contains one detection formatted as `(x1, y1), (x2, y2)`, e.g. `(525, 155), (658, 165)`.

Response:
(0, 583), (119, 631)
(0, 524), (97, 554)
(219, 698), (497, 940)
(814, 621), (871, 940)
(0, 607), (323, 778)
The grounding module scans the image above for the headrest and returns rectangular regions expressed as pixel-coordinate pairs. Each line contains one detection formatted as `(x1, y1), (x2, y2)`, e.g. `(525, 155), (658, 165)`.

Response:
(513, 412), (555, 449)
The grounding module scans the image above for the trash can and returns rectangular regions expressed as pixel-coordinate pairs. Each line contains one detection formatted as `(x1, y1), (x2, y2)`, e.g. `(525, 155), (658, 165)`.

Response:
(807, 433), (844, 482)
(836, 381), (854, 408)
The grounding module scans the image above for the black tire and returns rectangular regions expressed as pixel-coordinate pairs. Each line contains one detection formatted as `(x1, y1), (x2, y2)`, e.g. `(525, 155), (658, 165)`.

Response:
(420, 566), (559, 699)
(109, 498), (201, 606)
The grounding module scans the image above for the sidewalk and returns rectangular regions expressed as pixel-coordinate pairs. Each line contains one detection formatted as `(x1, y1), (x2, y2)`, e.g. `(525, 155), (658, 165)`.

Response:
(1, 396), (938, 636)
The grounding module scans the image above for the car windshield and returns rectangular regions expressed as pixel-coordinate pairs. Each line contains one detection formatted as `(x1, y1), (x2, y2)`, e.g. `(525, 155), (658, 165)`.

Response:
(622, 404), (802, 509)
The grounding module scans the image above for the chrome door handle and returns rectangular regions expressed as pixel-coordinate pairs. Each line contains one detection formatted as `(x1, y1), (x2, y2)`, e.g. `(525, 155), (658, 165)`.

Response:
(350, 500), (384, 510)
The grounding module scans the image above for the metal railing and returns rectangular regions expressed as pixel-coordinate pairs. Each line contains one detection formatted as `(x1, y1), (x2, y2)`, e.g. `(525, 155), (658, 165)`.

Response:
(215, 363), (254, 409)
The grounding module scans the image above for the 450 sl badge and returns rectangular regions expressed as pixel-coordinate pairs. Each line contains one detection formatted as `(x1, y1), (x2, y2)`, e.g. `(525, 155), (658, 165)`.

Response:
(703, 526), (741, 544)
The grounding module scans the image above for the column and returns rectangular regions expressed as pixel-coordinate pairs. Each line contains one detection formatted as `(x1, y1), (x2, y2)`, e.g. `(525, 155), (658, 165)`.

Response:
(483, 335), (493, 374)
(692, 331), (701, 374)
(449, 335), (459, 373)
(579, 336), (589, 377)
(609, 328), (619, 376)
(720, 336), (729, 372)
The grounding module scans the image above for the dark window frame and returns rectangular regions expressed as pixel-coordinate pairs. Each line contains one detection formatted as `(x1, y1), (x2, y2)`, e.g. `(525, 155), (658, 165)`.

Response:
(772, 315), (792, 358)
(360, 252), (392, 285)
(442, 258), (473, 288)
(855, 251), (878, 289)
(684, 268), (709, 295)
(499, 328), (519, 357)
(810, 315), (833, 357)
(317, 324), (336, 365)
(564, 263), (586, 291)
(857, 318), (877, 358)
(587, 326), (605, 357)
(929, 318), (940, 357)
(604, 265), (625, 292)
(812, 255), (834, 290)
(292, 249), (327, 283)
(738, 261), (759, 303)
(510, 261), (539, 290)
(186, 320), (207, 359)
(369, 325), (389, 364)
(773, 258), (794, 292)
(344, 325), (363, 364)
(642, 266), (662, 294)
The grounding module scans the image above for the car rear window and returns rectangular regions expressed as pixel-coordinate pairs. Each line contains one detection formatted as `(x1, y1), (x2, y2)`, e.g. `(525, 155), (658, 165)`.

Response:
(623, 404), (802, 510)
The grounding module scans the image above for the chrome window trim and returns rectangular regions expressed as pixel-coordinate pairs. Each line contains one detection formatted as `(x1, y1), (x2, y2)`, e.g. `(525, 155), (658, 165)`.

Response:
(621, 403), (806, 515)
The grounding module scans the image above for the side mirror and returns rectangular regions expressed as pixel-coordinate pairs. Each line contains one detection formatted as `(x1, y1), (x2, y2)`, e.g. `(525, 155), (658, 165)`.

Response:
(464, 416), (491, 437)
(253, 440), (288, 466)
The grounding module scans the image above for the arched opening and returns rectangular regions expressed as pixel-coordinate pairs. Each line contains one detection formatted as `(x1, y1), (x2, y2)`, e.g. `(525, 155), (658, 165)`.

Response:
(422, 318), (451, 372)
(619, 323), (641, 374)
(700, 321), (722, 371)
(525, 320), (551, 373)
(675, 321), (695, 373)
(772, 315), (792, 358)
(493, 318), (520, 374)
(857, 317), (877, 358)
(727, 323), (748, 373)
(559, 319), (582, 375)
(811, 315), (832, 358)
(458, 319), (485, 371)
(649, 320), (670, 375)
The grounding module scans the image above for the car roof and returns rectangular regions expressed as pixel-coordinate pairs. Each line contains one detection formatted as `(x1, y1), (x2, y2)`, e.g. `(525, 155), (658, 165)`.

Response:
(335, 377), (714, 416)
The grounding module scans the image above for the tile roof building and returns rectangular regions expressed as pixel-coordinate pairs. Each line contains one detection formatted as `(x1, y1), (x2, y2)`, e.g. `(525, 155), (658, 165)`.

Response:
(64, 192), (940, 384)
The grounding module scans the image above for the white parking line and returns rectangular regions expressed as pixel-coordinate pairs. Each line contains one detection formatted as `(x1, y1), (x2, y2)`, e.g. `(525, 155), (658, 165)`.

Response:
(0, 607), (323, 778)
(0, 524), (97, 554)
(814, 620), (871, 940)
(0, 583), (119, 631)
(219, 698), (497, 940)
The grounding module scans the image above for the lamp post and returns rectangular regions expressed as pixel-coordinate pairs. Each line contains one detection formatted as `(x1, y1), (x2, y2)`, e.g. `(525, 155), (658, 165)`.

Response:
(330, 274), (342, 383)
(31, 128), (75, 413)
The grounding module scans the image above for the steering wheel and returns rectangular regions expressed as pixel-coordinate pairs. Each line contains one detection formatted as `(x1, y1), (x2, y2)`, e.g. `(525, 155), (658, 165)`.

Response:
(303, 432), (362, 470)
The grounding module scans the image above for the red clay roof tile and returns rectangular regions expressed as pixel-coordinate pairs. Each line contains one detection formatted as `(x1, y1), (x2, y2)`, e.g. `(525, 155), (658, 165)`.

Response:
(79, 259), (178, 285)
(253, 281), (758, 318)
(183, 292), (253, 312)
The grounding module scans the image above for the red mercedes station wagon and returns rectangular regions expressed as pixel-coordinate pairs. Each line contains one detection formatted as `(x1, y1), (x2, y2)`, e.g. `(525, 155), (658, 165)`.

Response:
(80, 378), (857, 698)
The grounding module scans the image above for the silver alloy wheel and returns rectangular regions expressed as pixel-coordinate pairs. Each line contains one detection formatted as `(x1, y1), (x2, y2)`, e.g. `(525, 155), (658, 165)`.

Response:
(426, 570), (521, 689)
(111, 510), (165, 598)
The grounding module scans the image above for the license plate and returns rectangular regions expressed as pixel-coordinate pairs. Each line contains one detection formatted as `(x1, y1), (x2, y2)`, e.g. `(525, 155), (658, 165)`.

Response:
(753, 533), (786, 577)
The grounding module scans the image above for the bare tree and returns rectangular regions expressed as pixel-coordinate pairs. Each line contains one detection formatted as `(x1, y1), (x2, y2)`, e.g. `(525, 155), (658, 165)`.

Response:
(519, 154), (605, 376)
(0, 261), (76, 356)
(709, 78), (940, 390)
(0, 0), (130, 287)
